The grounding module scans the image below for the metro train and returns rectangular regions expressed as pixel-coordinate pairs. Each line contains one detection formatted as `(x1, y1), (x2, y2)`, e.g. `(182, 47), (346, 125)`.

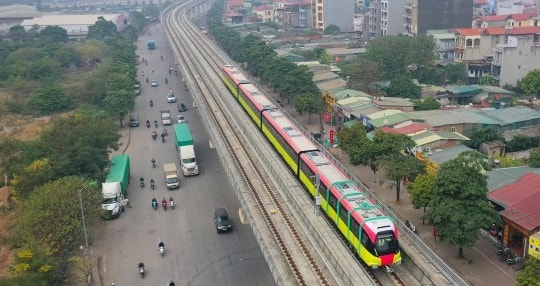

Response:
(221, 65), (401, 268)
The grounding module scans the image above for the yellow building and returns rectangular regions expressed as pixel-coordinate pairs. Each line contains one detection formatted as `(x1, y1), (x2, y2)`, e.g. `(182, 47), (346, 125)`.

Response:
(529, 232), (540, 260)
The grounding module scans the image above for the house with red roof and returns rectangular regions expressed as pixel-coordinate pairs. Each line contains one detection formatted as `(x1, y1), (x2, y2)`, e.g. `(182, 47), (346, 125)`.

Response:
(506, 12), (537, 28)
(473, 15), (508, 28)
(488, 170), (540, 257)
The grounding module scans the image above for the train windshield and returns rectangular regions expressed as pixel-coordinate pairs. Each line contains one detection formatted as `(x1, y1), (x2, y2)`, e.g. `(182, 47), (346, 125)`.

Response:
(374, 232), (399, 255)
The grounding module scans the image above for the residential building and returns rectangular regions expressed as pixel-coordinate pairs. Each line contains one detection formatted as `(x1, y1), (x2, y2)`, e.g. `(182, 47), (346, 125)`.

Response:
(311, 0), (354, 33)
(427, 30), (456, 65)
(496, 0), (526, 15)
(454, 28), (493, 83)
(506, 12), (537, 28)
(473, 15), (508, 28)
(380, 0), (406, 36)
(405, 0), (474, 36)
(368, 0), (381, 39)
(473, 0), (496, 16)
(492, 26), (540, 86)
(253, 5), (274, 23)
(273, 0), (311, 28)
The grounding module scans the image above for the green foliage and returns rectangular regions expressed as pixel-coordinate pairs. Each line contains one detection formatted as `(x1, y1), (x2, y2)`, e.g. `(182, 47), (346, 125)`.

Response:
(442, 63), (468, 84)
(528, 148), (540, 168)
(86, 16), (117, 41)
(407, 173), (437, 211)
(479, 74), (495, 86)
(37, 112), (119, 178)
(413, 97), (441, 111)
(293, 93), (322, 124)
(384, 155), (425, 201)
(426, 156), (498, 257)
(339, 58), (384, 92)
(17, 177), (102, 256)
(324, 24), (340, 35)
(28, 86), (72, 114)
(39, 26), (68, 43)
(292, 47), (330, 64)
(363, 35), (436, 80)
(506, 135), (540, 152)
(384, 74), (421, 99)
(466, 128), (504, 150)
(517, 258), (540, 286)
(496, 155), (525, 168)
(521, 69), (540, 96)
(336, 122), (367, 153)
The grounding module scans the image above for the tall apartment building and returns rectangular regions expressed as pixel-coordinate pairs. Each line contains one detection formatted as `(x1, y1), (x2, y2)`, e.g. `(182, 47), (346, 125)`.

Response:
(404, 0), (474, 36)
(380, 0), (406, 36)
(311, 0), (354, 33)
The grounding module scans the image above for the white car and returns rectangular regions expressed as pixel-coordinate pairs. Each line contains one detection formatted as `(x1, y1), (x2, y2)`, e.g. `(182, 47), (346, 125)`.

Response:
(167, 93), (177, 103)
(177, 115), (185, 123)
(151, 80), (158, 87)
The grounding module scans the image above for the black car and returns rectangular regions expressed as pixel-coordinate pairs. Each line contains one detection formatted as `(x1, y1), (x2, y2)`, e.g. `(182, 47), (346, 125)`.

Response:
(214, 208), (232, 233)
(178, 103), (187, 112)
(129, 115), (139, 127)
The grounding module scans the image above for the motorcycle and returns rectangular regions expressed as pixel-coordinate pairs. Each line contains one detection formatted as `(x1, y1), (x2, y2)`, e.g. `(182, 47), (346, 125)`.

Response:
(152, 199), (158, 210)
(139, 265), (145, 278)
(150, 100), (153, 107)
(146, 121), (151, 128)
(162, 128), (168, 136)
(151, 158), (156, 167)
(161, 135), (165, 143)
(170, 199), (175, 210)
(140, 181), (145, 188)
(152, 131), (157, 140)
(154, 120), (158, 128)
(150, 180), (155, 190)
(162, 200), (168, 211)
(159, 242), (165, 257)
(165, 77), (168, 84)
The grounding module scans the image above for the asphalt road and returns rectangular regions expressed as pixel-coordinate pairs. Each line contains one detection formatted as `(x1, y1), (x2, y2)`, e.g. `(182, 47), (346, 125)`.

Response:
(91, 23), (274, 286)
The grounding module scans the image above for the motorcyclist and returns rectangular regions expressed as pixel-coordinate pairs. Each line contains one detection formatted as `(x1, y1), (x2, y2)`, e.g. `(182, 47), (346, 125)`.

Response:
(146, 77), (149, 83)
(169, 197), (175, 209)
(152, 198), (158, 208)
(161, 55), (163, 60)
(152, 131), (157, 140)
(140, 176), (144, 183)
(152, 68), (155, 72)
(151, 158), (156, 166)
(159, 241), (164, 249)
(154, 120), (158, 128)
(150, 100), (153, 107)
(165, 77), (168, 84)
(150, 178), (155, 188)
(138, 261), (145, 269)
(146, 120), (150, 127)
(169, 282), (175, 286)
(162, 198), (167, 209)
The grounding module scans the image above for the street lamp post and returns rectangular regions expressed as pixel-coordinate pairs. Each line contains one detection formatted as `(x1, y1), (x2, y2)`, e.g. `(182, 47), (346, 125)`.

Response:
(78, 182), (98, 250)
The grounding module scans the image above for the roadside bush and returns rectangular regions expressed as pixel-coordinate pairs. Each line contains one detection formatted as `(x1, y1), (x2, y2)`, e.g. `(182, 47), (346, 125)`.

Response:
(28, 87), (72, 115)
(506, 135), (540, 152)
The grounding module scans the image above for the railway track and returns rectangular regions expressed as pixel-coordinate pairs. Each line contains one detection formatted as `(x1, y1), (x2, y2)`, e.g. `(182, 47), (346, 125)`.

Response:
(162, 3), (332, 286)
(161, 2), (410, 286)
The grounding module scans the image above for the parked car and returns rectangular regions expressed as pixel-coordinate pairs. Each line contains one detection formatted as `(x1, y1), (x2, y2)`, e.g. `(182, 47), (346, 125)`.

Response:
(178, 103), (187, 112)
(129, 115), (140, 127)
(167, 93), (177, 103)
(214, 208), (232, 233)
(151, 80), (158, 87)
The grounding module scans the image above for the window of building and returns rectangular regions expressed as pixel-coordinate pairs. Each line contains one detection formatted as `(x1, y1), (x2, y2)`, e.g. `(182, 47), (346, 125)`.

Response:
(450, 126), (456, 132)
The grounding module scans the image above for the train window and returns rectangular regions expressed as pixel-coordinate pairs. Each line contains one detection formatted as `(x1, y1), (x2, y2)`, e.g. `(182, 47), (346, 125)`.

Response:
(361, 229), (376, 255)
(351, 219), (360, 237)
(327, 191), (338, 209)
(338, 203), (348, 223)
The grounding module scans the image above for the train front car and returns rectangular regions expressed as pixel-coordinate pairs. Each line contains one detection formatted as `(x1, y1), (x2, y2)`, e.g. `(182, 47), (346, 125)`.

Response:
(362, 217), (401, 268)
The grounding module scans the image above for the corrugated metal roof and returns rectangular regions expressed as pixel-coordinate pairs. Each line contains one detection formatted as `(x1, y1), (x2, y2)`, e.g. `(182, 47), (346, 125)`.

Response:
(434, 131), (470, 141)
(373, 97), (415, 107)
(476, 85), (514, 94)
(481, 106), (540, 125)
(313, 71), (340, 82)
(370, 112), (411, 128)
(316, 78), (346, 90)
(326, 47), (366, 55)
(0, 5), (40, 18)
(333, 89), (372, 100)
(20, 14), (121, 26)
(486, 166), (535, 192)
(338, 96), (372, 107)
(405, 108), (500, 126)
(369, 109), (403, 120)
(447, 85), (482, 94)
(426, 144), (474, 165)
(411, 130), (441, 145)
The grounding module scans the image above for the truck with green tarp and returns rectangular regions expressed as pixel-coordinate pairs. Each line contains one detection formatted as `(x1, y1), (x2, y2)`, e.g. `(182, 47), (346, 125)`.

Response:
(102, 154), (130, 219)
(174, 123), (198, 176)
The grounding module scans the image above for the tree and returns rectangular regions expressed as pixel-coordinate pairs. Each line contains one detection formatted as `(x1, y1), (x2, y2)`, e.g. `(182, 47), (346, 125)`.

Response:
(104, 89), (134, 127)
(339, 58), (384, 92)
(426, 156), (498, 258)
(479, 74), (495, 86)
(349, 140), (386, 182)
(28, 86), (72, 114)
(39, 26), (68, 43)
(86, 16), (117, 41)
(413, 96), (441, 111)
(517, 258), (540, 286)
(384, 155), (425, 201)
(11, 158), (55, 198)
(528, 148), (540, 168)
(406, 173), (437, 223)
(336, 122), (367, 153)
(442, 63), (467, 84)
(466, 128), (504, 150)
(293, 93), (323, 124)
(324, 24), (340, 35)
(17, 177), (102, 256)
(384, 74), (421, 99)
(521, 69), (540, 96)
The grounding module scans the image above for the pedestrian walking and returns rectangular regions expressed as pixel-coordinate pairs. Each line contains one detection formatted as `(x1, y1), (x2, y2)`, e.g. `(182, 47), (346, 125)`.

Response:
(433, 226), (438, 242)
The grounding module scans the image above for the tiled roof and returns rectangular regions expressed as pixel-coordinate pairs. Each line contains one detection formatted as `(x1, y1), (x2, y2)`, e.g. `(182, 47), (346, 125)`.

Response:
(508, 13), (537, 21)
(456, 28), (483, 36)
(508, 26), (540, 35)
(253, 5), (273, 11)
(474, 0), (488, 4)
(483, 27), (505, 35)
(488, 172), (540, 231)
(479, 15), (507, 21)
